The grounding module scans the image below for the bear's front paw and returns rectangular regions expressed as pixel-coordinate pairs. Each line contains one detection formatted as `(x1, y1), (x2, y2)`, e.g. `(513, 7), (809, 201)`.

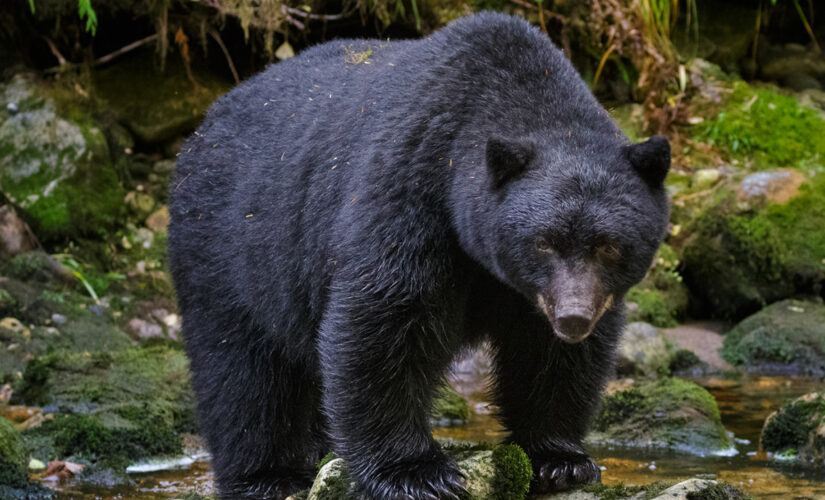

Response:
(532, 456), (601, 493)
(358, 453), (466, 500)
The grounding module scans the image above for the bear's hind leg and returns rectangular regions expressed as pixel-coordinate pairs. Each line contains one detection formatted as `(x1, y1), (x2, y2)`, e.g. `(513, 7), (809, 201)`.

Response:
(185, 315), (325, 500)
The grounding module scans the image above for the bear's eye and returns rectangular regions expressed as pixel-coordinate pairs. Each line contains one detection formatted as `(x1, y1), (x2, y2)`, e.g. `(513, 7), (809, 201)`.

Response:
(597, 244), (621, 260)
(536, 237), (554, 254)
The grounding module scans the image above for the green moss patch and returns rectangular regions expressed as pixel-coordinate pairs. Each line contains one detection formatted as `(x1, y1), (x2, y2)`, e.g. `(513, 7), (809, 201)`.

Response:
(588, 378), (732, 455)
(490, 444), (531, 500)
(431, 385), (469, 423)
(721, 299), (825, 375)
(694, 82), (825, 169)
(626, 244), (688, 328)
(15, 346), (194, 464)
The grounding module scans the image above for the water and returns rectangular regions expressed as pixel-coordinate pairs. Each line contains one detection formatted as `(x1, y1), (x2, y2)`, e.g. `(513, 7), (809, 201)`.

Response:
(49, 375), (824, 499)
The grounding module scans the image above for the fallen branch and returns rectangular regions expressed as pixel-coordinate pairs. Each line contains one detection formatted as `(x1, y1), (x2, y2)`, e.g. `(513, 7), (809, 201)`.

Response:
(207, 27), (240, 85)
(42, 36), (67, 67)
(43, 33), (158, 74)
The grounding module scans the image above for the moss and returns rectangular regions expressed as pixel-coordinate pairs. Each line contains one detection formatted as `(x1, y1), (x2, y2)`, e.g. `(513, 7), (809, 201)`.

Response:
(16, 346), (193, 461)
(694, 81), (825, 169)
(0, 418), (28, 487)
(581, 482), (645, 499)
(490, 444), (531, 500)
(641, 481), (677, 500)
(315, 474), (351, 500)
(686, 482), (749, 500)
(317, 451), (336, 472)
(681, 207), (790, 319)
(762, 393), (825, 453)
(432, 385), (469, 422)
(626, 244), (688, 327)
(721, 300), (825, 374)
(589, 378), (731, 454)
(669, 349), (702, 372)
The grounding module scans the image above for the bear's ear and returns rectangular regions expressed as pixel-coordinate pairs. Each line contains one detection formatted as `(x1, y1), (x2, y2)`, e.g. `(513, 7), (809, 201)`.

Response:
(486, 137), (536, 189)
(625, 135), (670, 186)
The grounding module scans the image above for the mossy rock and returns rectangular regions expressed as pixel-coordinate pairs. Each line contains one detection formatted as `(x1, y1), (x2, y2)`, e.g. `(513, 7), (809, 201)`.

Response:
(588, 378), (732, 456)
(94, 49), (230, 144)
(761, 392), (825, 466)
(0, 417), (28, 487)
(680, 173), (825, 319)
(303, 443), (531, 500)
(0, 74), (126, 242)
(431, 385), (469, 424)
(0, 276), (133, 382)
(626, 244), (689, 328)
(722, 299), (825, 376)
(616, 322), (680, 377)
(15, 346), (194, 463)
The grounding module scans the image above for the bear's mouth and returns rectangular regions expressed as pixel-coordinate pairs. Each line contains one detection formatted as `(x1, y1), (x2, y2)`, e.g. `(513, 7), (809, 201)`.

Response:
(537, 294), (614, 343)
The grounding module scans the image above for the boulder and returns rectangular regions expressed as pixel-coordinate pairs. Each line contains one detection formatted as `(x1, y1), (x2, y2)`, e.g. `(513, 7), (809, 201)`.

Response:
(721, 299), (825, 376)
(616, 322), (679, 377)
(304, 443), (531, 500)
(587, 378), (733, 456)
(761, 391), (825, 466)
(0, 74), (125, 241)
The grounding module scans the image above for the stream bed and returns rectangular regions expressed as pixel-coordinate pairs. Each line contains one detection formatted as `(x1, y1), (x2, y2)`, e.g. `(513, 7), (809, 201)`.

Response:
(48, 375), (825, 499)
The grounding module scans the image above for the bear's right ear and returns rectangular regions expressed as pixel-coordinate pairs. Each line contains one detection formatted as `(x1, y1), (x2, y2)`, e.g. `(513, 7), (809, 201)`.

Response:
(486, 137), (536, 189)
(625, 135), (670, 186)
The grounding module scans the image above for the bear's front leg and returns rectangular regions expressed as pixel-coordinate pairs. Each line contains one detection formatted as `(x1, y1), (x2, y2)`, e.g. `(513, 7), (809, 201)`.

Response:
(490, 307), (622, 494)
(318, 287), (467, 499)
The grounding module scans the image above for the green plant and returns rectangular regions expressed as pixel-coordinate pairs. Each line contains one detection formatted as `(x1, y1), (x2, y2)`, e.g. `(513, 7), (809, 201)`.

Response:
(27, 0), (98, 35)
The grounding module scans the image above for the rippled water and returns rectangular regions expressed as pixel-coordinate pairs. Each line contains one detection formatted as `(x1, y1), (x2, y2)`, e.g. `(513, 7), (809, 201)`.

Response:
(49, 375), (824, 499)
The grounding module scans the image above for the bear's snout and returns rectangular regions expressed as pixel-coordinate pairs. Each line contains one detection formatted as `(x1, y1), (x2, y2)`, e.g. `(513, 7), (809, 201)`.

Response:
(538, 262), (613, 343)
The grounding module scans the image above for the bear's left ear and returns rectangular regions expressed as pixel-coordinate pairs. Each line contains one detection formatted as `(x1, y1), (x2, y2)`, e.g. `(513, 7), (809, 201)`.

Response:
(624, 135), (670, 186)
(486, 137), (536, 189)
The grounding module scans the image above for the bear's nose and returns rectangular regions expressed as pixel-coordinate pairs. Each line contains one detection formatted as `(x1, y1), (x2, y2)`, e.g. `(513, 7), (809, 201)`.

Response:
(554, 310), (593, 343)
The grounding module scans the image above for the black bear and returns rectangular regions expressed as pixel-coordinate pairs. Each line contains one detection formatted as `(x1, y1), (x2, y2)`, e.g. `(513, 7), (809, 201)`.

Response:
(168, 12), (670, 500)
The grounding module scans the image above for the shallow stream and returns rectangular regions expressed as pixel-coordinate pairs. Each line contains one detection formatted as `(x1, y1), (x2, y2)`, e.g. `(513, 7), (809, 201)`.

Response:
(49, 375), (825, 499)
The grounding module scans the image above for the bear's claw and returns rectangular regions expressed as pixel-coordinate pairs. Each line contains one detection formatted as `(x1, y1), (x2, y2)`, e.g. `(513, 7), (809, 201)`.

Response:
(532, 456), (601, 493)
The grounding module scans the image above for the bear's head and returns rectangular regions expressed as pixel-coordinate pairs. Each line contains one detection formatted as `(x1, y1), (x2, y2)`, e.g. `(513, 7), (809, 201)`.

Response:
(476, 134), (670, 343)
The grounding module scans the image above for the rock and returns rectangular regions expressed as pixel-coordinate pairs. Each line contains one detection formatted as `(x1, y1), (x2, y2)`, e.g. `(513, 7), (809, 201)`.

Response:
(13, 347), (194, 464)
(761, 391), (825, 466)
(0, 74), (125, 241)
(1, 251), (73, 284)
(0, 317), (30, 341)
(588, 378), (733, 456)
(662, 322), (733, 373)
(693, 168), (720, 190)
(759, 47), (825, 87)
(680, 172), (825, 320)
(125, 190), (156, 220)
(0, 405), (42, 424)
(127, 317), (164, 340)
(721, 299), (825, 375)
(146, 205), (170, 233)
(616, 322), (679, 377)
(431, 385), (469, 424)
(651, 479), (746, 500)
(737, 169), (806, 209)
(94, 50), (230, 144)
(306, 443), (531, 500)
(49, 313), (66, 325)
(0, 205), (38, 258)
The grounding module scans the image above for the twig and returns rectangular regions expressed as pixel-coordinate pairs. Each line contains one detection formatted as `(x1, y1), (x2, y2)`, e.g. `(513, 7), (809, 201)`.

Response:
(207, 27), (239, 85)
(42, 36), (67, 67)
(95, 33), (159, 66)
(42, 33), (158, 74)
(281, 5), (348, 21)
(507, 0), (569, 24)
(536, 0), (547, 34)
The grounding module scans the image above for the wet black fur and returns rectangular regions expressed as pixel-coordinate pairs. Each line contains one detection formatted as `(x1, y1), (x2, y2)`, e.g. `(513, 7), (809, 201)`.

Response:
(168, 12), (670, 500)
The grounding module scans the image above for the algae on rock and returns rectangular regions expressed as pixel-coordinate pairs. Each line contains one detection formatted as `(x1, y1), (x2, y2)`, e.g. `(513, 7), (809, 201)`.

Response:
(588, 378), (732, 456)
(722, 299), (825, 376)
(761, 391), (825, 466)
